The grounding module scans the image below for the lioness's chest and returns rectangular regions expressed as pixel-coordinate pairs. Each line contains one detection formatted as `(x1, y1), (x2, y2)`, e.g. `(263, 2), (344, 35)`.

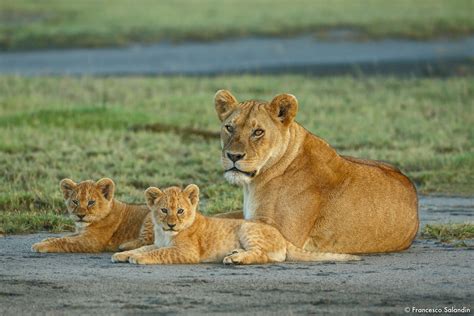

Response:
(243, 186), (258, 220)
(243, 185), (279, 222)
(243, 197), (256, 220)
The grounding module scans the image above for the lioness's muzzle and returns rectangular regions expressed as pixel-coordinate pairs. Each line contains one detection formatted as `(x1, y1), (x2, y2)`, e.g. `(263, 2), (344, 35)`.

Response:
(225, 167), (256, 177)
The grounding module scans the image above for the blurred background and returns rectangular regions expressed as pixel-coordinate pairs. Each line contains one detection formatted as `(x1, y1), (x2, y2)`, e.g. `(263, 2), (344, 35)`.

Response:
(0, 0), (472, 234)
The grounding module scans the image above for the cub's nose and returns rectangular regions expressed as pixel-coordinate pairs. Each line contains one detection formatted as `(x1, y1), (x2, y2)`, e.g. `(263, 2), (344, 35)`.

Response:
(227, 152), (245, 162)
(77, 214), (85, 220)
(168, 224), (176, 228)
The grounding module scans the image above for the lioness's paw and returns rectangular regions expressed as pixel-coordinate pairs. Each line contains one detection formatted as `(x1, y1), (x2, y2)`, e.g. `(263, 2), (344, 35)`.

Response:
(346, 255), (362, 261)
(111, 252), (132, 263)
(31, 242), (55, 253)
(333, 254), (361, 261)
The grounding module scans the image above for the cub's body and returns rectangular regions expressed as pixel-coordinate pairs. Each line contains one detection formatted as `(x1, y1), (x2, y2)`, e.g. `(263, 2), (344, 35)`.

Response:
(32, 178), (153, 253)
(112, 185), (359, 265)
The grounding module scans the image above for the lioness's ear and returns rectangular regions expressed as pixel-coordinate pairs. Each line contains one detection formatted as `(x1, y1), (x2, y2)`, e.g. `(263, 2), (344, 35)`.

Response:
(183, 184), (200, 206)
(96, 178), (115, 201)
(60, 178), (76, 200)
(144, 187), (164, 208)
(215, 89), (238, 122)
(267, 94), (298, 126)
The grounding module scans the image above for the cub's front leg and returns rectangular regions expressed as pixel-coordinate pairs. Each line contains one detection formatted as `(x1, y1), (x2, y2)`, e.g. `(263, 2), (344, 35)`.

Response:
(129, 247), (199, 265)
(31, 235), (102, 253)
(118, 239), (147, 251)
(111, 245), (158, 263)
(36, 232), (80, 244)
(119, 213), (155, 251)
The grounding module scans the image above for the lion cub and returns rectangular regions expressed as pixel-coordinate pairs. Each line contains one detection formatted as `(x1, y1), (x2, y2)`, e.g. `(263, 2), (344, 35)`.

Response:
(111, 184), (360, 265)
(31, 178), (154, 253)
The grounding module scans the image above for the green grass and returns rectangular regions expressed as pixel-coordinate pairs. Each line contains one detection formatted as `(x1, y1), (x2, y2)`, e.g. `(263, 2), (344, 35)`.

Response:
(422, 223), (474, 243)
(0, 211), (74, 235)
(0, 75), (473, 234)
(1, 0), (473, 50)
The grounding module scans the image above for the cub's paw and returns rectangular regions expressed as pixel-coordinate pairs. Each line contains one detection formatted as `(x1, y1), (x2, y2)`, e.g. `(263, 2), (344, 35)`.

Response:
(129, 254), (153, 265)
(31, 242), (55, 253)
(111, 251), (132, 263)
(223, 252), (248, 265)
(225, 248), (245, 257)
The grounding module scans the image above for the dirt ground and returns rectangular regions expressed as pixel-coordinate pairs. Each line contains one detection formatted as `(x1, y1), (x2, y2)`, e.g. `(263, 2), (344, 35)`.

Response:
(0, 196), (473, 315)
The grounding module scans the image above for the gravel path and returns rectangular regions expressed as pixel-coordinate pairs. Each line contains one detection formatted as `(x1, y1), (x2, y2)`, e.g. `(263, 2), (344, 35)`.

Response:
(1, 36), (473, 76)
(0, 196), (472, 315)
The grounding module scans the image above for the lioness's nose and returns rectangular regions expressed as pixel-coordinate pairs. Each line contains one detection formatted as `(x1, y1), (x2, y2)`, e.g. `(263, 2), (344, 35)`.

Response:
(168, 223), (176, 228)
(227, 152), (245, 162)
(77, 214), (85, 220)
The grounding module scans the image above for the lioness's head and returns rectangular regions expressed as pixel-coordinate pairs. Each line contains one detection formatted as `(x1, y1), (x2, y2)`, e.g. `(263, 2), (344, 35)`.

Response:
(214, 90), (298, 185)
(60, 178), (115, 226)
(144, 184), (199, 235)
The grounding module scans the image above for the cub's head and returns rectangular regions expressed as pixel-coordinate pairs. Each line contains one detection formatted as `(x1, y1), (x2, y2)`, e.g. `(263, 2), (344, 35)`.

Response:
(214, 90), (298, 185)
(60, 178), (115, 227)
(144, 184), (200, 235)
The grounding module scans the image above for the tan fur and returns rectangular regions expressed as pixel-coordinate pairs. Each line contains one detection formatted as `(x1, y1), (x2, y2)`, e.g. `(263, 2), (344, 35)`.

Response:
(111, 185), (359, 265)
(31, 178), (153, 253)
(214, 90), (419, 254)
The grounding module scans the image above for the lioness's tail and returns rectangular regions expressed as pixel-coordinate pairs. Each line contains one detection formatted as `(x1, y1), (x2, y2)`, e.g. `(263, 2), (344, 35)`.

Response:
(286, 242), (361, 262)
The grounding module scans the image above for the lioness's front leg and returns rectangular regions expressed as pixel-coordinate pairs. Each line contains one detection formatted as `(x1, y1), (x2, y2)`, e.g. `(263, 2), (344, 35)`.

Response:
(129, 247), (199, 265)
(111, 245), (158, 263)
(31, 236), (102, 253)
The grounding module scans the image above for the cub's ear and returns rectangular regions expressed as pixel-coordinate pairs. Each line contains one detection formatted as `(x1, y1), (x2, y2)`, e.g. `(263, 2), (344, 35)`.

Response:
(144, 187), (164, 209)
(183, 184), (200, 206)
(215, 89), (238, 122)
(60, 178), (77, 200)
(267, 93), (298, 126)
(96, 178), (115, 201)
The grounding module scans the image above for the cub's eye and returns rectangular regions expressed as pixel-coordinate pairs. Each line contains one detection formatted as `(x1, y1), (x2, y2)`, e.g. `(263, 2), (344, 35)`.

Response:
(177, 208), (185, 215)
(87, 200), (95, 207)
(72, 200), (79, 206)
(253, 129), (264, 137)
(225, 125), (234, 133)
(161, 208), (168, 214)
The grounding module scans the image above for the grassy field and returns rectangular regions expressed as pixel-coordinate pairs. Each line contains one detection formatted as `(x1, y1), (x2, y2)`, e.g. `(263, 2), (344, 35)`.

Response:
(1, 0), (473, 50)
(422, 223), (474, 246)
(0, 75), (473, 234)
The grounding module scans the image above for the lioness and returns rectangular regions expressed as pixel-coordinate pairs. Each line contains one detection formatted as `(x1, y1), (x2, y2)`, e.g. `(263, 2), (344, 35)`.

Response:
(214, 90), (419, 254)
(111, 185), (359, 265)
(31, 178), (153, 253)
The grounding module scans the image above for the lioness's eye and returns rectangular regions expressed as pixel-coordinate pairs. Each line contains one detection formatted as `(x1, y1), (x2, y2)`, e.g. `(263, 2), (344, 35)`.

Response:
(72, 200), (79, 206)
(88, 200), (95, 207)
(161, 208), (168, 214)
(225, 125), (234, 133)
(177, 208), (185, 215)
(253, 129), (264, 137)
